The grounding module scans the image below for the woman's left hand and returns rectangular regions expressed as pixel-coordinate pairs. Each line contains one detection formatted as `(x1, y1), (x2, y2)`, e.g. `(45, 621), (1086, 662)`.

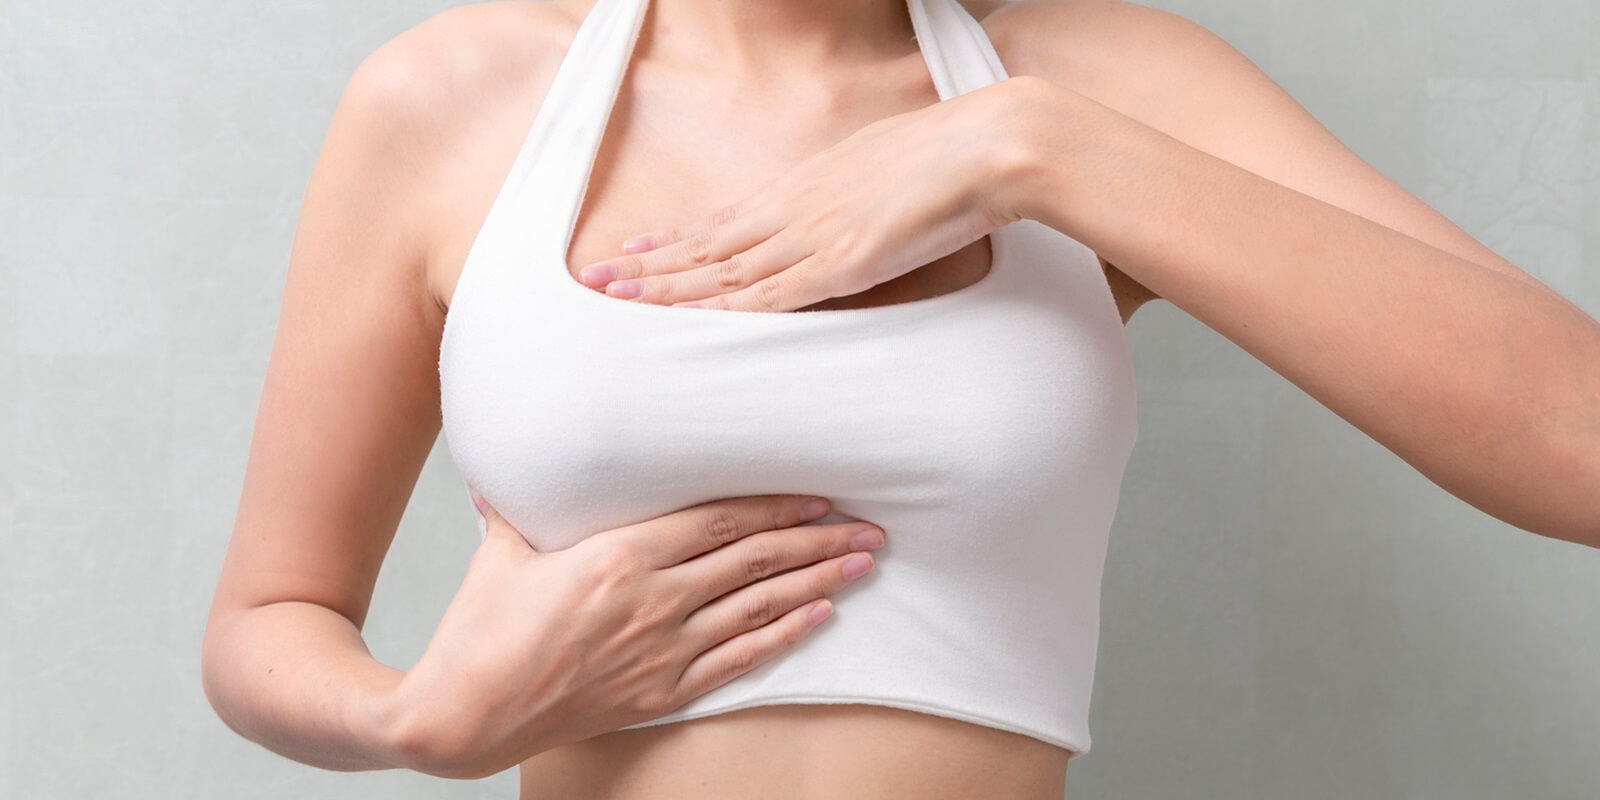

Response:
(572, 77), (1043, 311)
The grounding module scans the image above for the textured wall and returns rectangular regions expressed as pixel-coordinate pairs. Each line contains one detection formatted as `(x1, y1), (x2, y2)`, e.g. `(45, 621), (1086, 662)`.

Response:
(2, 1), (1596, 798)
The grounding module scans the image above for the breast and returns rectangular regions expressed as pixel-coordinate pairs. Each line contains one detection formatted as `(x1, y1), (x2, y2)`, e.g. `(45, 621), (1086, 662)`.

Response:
(437, 220), (1139, 751)
(442, 222), (1134, 553)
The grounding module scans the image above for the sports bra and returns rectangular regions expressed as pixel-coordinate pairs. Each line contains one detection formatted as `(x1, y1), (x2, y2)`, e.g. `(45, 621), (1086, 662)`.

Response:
(438, 0), (1138, 757)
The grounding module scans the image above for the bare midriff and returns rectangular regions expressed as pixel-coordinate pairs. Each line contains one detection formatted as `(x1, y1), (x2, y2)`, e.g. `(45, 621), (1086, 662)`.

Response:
(518, 704), (1071, 799)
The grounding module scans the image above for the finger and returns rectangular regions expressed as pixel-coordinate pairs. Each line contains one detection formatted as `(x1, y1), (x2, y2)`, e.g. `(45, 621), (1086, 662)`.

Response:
(680, 549), (872, 652)
(618, 495), (832, 569)
(672, 550), (870, 700)
(577, 196), (777, 287)
(671, 597), (834, 707)
(687, 253), (829, 313)
(671, 521), (884, 607)
(634, 193), (764, 255)
(478, 497), (535, 554)
(618, 230), (809, 308)
(619, 233), (660, 254)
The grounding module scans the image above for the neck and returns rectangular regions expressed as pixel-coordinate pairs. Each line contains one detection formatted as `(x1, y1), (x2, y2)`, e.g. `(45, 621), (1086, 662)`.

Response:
(648, 0), (914, 74)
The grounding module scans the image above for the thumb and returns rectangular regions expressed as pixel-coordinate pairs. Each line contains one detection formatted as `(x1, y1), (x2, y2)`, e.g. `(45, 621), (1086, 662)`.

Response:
(470, 488), (533, 552)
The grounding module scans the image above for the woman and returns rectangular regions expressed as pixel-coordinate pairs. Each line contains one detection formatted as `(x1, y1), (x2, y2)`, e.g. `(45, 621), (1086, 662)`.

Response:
(201, 0), (1600, 798)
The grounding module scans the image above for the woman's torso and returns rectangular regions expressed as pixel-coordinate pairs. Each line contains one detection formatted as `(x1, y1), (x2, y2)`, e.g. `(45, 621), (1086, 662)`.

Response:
(419, 1), (1129, 796)
(423, 0), (1145, 326)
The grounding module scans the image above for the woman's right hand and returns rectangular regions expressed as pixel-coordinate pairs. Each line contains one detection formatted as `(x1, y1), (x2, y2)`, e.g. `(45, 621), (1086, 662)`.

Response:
(387, 493), (884, 780)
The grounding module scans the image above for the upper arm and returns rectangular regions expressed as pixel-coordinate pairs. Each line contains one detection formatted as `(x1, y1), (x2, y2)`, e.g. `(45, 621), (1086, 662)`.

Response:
(207, 18), (467, 631)
(989, 0), (1557, 299)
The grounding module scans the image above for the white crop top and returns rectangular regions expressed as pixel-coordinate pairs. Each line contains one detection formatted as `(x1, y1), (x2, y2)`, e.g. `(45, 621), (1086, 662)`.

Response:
(438, 0), (1139, 757)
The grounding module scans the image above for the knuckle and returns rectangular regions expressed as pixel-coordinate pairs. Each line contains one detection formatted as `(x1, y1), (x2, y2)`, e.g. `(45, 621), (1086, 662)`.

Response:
(629, 597), (674, 630)
(743, 592), (778, 627)
(639, 684), (678, 716)
(771, 498), (797, 532)
(815, 567), (838, 594)
(686, 230), (715, 264)
(710, 203), (740, 229)
(712, 256), (743, 289)
(635, 648), (682, 689)
(645, 274), (670, 300)
(704, 506), (742, 547)
(743, 543), (778, 579)
(779, 617), (803, 649)
(753, 277), (783, 311)
(726, 644), (758, 678)
(590, 543), (641, 580)
(820, 530), (847, 560)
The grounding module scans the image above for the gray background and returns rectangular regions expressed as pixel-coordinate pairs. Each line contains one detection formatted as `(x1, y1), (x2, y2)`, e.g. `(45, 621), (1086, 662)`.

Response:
(3, 0), (1597, 797)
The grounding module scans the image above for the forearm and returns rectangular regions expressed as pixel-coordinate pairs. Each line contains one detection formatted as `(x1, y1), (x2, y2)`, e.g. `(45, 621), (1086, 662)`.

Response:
(200, 600), (414, 772)
(1009, 81), (1600, 545)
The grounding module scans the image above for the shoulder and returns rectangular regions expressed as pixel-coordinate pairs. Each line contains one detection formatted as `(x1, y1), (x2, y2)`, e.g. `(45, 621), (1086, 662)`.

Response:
(331, 2), (583, 311)
(980, 0), (1279, 155)
(341, 1), (577, 142)
(978, 0), (1225, 93)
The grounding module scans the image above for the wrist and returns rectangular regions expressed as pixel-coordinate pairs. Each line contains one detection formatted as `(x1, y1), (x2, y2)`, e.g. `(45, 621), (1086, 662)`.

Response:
(348, 663), (422, 771)
(373, 666), (562, 780)
(990, 75), (1090, 229)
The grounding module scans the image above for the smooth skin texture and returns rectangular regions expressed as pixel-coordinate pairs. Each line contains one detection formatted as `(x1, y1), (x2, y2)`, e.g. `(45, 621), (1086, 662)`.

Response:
(392, 494), (882, 779)
(196, 0), (889, 785)
(577, 77), (1027, 310)
(200, 0), (1083, 794)
(462, 2), (1084, 795)
(1011, 78), (1600, 545)
(203, 1), (1589, 800)
(578, 1), (1600, 545)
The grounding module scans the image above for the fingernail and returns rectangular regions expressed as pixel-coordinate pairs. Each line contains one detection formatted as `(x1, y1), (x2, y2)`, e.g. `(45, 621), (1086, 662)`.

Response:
(801, 498), (830, 519)
(807, 599), (833, 625)
(842, 553), (874, 581)
(621, 234), (656, 253)
(578, 263), (617, 286)
(601, 278), (640, 297)
(849, 526), (884, 551)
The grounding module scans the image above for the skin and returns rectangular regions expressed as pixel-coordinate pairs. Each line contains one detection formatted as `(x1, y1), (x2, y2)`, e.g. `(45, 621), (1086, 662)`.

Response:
(425, 0), (1156, 327)
(562, 0), (1600, 542)
(209, 0), (1593, 798)
(197, 0), (1115, 794)
(200, 0), (1600, 793)
(417, 1), (1122, 796)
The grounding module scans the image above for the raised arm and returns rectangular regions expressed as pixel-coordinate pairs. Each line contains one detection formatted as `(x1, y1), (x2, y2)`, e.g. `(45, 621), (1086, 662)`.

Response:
(990, 0), (1600, 545)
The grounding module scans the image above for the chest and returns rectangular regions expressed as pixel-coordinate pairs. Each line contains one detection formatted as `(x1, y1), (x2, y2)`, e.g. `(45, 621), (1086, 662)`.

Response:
(430, 124), (1134, 325)
(427, 49), (1083, 318)
(439, 219), (1137, 551)
(432, 0), (1140, 554)
(567, 93), (1003, 312)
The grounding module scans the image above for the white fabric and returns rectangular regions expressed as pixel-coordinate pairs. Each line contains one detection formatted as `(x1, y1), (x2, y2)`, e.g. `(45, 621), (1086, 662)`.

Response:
(438, 0), (1139, 757)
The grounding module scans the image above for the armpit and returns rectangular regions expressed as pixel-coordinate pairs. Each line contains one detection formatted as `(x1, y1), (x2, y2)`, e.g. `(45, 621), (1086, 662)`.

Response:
(1098, 254), (1161, 322)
